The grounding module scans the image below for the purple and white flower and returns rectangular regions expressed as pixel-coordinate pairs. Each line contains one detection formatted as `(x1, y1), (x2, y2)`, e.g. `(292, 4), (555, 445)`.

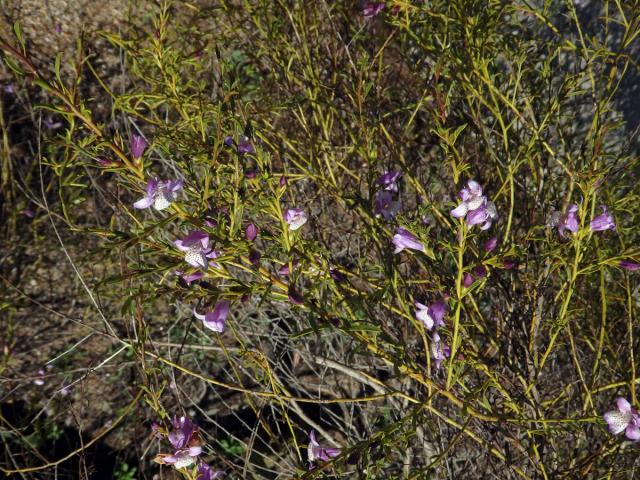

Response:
(451, 180), (498, 230)
(590, 206), (616, 232)
(415, 300), (447, 330)
(431, 331), (451, 369)
(307, 430), (341, 463)
(604, 398), (640, 441)
(174, 231), (220, 269)
(284, 208), (308, 231)
(484, 236), (498, 253)
(155, 416), (203, 469)
(549, 204), (579, 238)
(392, 227), (424, 254)
(376, 170), (401, 192)
(193, 300), (230, 333)
(374, 190), (401, 220)
(175, 270), (204, 286)
(134, 179), (183, 210)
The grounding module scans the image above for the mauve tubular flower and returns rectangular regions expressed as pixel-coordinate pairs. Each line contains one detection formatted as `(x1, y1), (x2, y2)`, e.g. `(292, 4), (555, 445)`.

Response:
(374, 190), (401, 220)
(156, 416), (203, 469)
(197, 464), (224, 480)
(307, 430), (341, 463)
(415, 300), (447, 330)
(451, 180), (497, 230)
(604, 398), (640, 441)
(175, 270), (204, 286)
(174, 231), (219, 269)
(431, 331), (451, 369)
(363, 2), (385, 17)
(620, 260), (640, 271)
(590, 206), (616, 232)
(392, 227), (424, 254)
(376, 170), (401, 191)
(246, 224), (258, 241)
(278, 260), (299, 276)
(484, 236), (498, 253)
(549, 204), (579, 238)
(284, 208), (308, 231)
(134, 179), (183, 210)
(193, 300), (230, 333)
(131, 134), (148, 159)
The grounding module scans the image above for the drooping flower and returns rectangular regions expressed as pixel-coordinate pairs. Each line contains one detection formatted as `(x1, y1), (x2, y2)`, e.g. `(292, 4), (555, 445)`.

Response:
(363, 2), (385, 17)
(431, 331), (451, 369)
(134, 179), (183, 210)
(155, 416), (203, 469)
(451, 180), (497, 230)
(131, 134), (148, 159)
(415, 300), (447, 330)
(392, 227), (424, 254)
(590, 206), (616, 232)
(374, 190), (401, 220)
(549, 204), (579, 238)
(197, 463), (224, 480)
(620, 260), (640, 271)
(603, 398), (640, 441)
(376, 170), (401, 191)
(307, 430), (341, 463)
(193, 300), (230, 333)
(246, 224), (258, 241)
(174, 231), (220, 269)
(284, 208), (308, 231)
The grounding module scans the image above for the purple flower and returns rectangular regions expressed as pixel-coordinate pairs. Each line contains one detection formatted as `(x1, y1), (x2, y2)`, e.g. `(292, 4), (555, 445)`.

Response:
(155, 416), (203, 469)
(223, 135), (234, 147)
(197, 464), (224, 480)
(415, 300), (447, 330)
(193, 300), (230, 333)
(604, 398), (640, 441)
(246, 224), (258, 241)
(431, 331), (450, 369)
(451, 180), (497, 230)
(549, 204), (579, 237)
(307, 430), (341, 463)
(134, 179), (183, 210)
(473, 265), (488, 279)
(374, 190), (401, 220)
(237, 136), (254, 155)
(620, 260), (640, 271)
(95, 156), (117, 167)
(279, 175), (288, 187)
(463, 272), (475, 288)
(249, 248), (261, 266)
(392, 227), (424, 254)
(175, 270), (204, 285)
(484, 236), (498, 253)
(131, 134), (148, 159)
(3, 83), (15, 94)
(284, 208), (308, 231)
(376, 170), (401, 191)
(590, 206), (615, 232)
(278, 260), (299, 276)
(174, 231), (220, 269)
(363, 2), (385, 17)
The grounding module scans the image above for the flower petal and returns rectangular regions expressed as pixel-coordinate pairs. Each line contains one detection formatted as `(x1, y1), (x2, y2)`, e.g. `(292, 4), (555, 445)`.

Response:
(133, 196), (155, 209)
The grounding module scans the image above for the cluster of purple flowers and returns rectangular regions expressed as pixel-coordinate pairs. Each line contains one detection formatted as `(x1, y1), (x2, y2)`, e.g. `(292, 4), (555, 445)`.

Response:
(374, 171), (402, 221)
(451, 180), (498, 230)
(154, 416), (224, 476)
(549, 204), (616, 236)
